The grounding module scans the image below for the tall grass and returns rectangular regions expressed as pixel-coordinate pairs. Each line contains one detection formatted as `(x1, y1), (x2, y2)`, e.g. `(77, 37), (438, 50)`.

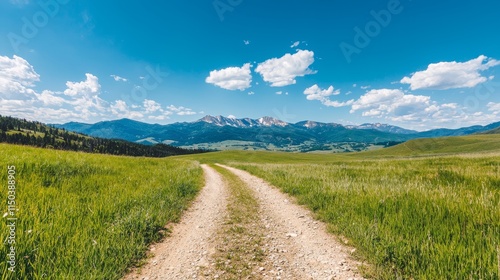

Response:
(228, 156), (500, 279)
(0, 144), (203, 279)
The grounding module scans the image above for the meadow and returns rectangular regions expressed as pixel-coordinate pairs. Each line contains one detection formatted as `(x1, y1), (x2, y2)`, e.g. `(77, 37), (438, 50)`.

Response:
(188, 135), (500, 279)
(1, 133), (499, 279)
(0, 144), (203, 279)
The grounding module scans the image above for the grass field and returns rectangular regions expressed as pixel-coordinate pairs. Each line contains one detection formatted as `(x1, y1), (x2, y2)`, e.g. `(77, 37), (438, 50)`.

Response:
(2, 133), (500, 279)
(186, 134), (500, 279)
(0, 144), (203, 279)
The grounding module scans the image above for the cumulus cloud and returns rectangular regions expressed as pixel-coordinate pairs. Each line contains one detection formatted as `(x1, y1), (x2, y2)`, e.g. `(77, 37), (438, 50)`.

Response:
(205, 63), (252, 91)
(304, 84), (352, 108)
(62, 74), (108, 120)
(401, 55), (500, 90)
(256, 50), (316, 87)
(487, 102), (500, 114)
(0, 55), (40, 96)
(110, 75), (128, 82)
(351, 89), (432, 118)
(143, 99), (162, 113)
(304, 85), (339, 100)
(0, 55), (199, 124)
(110, 100), (144, 119)
(64, 73), (100, 97)
(346, 88), (497, 128)
(36, 90), (65, 106)
(290, 41), (300, 48)
(167, 105), (196, 116)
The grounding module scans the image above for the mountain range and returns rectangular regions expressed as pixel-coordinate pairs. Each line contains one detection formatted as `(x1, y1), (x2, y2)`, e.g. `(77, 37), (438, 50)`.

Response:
(54, 116), (500, 152)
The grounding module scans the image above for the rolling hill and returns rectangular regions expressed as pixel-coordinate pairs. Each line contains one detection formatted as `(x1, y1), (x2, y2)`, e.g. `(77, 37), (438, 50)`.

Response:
(480, 126), (500, 134)
(358, 134), (500, 157)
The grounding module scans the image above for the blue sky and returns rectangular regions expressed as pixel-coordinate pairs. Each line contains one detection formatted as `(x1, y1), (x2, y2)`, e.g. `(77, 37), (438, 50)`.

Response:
(1, 0), (500, 130)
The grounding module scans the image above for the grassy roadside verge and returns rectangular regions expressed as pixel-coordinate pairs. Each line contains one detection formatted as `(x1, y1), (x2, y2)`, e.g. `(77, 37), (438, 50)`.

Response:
(204, 164), (265, 279)
(0, 144), (203, 279)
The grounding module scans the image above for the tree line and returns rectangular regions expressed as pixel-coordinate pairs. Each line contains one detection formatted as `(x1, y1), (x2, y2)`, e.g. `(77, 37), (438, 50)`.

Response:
(0, 115), (208, 157)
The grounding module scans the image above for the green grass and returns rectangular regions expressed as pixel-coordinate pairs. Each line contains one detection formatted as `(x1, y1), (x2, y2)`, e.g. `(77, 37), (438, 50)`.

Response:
(183, 135), (500, 279)
(0, 144), (203, 279)
(207, 165), (265, 279)
(2, 132), (500, 279)
(361, 134), (500, 157)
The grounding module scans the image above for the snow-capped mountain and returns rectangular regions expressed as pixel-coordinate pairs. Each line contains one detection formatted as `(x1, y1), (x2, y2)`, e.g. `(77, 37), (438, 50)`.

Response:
(296, 120), (344, 129)
(346, 123), (417, 135)
(257, 116), (288, 127)
(198, 115), (287, 127)
(54, 115), (500, 151)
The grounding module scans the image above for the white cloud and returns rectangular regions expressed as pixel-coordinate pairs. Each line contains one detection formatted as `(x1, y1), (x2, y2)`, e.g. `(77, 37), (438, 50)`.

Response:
(244, 40), (250, 45)
(360, 85), (371, 90)
(63, 74), (107, 120)
(304, 85), (340, 100)
(205, 63), (252, 91)
(143, 99), (162, 113)
(487, 102), (500, 114)
(346, 88), (498, 128)
(248, 91), (255, 95)
(276, 91), (282, 95)
(177, 110), (196, 116)
(401, 55), (500, 90)
(304, 84), (351, 108)
(322, 99), (355, 108)
(64, 73), (100, 97)
(110, 100), (144, 119)
(0, 56), (200, 124)
(256, 50), (316, 87)
(351, 89), (430, 118)
(167, 105), (196, 116)
(0, 55), (40, 96)
(37, 90), (65, 106)
(110, 75), (128, 82)
(290, 41), (300, 48)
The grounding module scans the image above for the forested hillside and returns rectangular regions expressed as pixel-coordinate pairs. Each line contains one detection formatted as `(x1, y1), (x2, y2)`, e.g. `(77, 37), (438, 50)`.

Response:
(0, 115), (206, 157)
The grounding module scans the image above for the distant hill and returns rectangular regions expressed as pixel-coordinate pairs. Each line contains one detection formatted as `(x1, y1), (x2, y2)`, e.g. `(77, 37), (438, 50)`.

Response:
(55, 116), (413, 152)
(361, 134), (500, 157)
(0, 115), (206, 157)
(479, 127), (500, 134)
(54, 115), (500, 152)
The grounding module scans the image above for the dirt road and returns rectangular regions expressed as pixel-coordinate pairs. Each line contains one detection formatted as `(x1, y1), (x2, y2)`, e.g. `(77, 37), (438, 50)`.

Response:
(124, 164), (366, 280)
(124, 165), (229, 280)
